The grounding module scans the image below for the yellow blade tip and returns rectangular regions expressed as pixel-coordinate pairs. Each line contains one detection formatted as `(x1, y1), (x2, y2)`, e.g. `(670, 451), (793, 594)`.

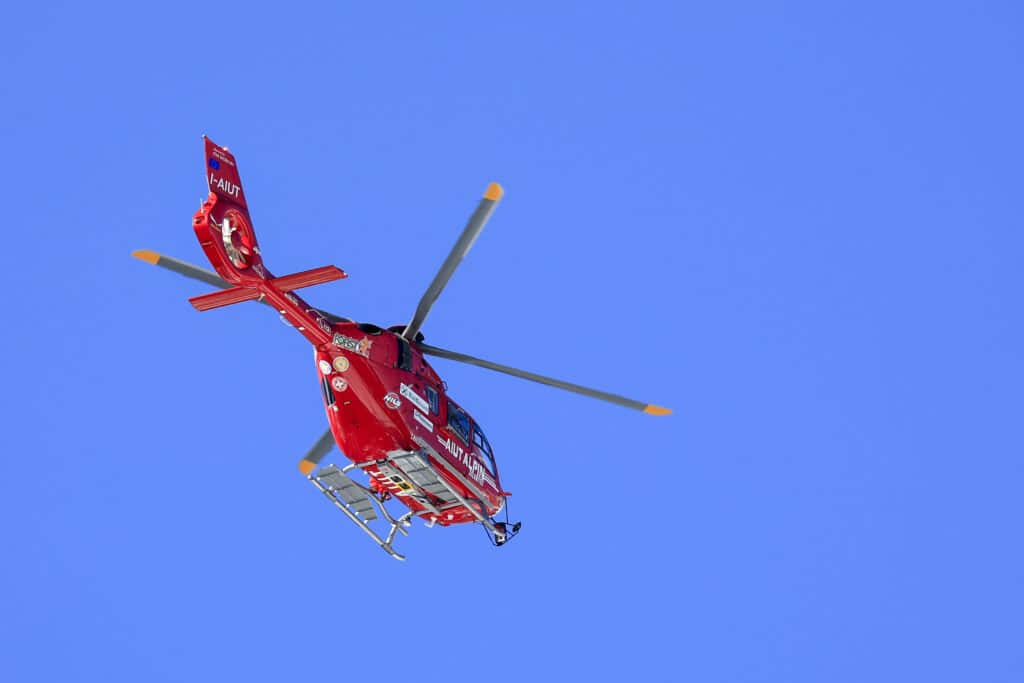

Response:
(644, 405), (672, 416)
(132, 249), (160, 264)
(298, 460), (315, 475)
(484, 181), (504, 201)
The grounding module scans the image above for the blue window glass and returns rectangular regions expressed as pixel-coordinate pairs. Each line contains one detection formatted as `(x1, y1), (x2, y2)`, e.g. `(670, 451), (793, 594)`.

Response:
(425, 386), (439, 415)
(472, 422), (496, 474)
(447, 402), (470, 442)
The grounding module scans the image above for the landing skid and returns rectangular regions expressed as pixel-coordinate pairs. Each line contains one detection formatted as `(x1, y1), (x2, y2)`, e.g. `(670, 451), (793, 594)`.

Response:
(308, 450), (520, 560)
(308, 463), (415, 561)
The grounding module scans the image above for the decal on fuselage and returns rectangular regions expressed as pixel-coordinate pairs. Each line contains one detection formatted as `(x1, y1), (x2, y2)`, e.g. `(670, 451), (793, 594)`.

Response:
(437, 435), (494, 488)
(375, 464), (414, 493)
(209, 174), (241, 199)
(412, 409), (433, 432)
(332, 333), (372, 357)
(400, 383), (430, 414)
(209, 148), (235, 167)
(384, 392), (402, 410)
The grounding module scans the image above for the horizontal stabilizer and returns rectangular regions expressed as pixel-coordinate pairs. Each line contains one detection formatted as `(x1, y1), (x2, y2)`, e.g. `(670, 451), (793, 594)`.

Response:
(187, 265), (346, 312)
(271, 265), (347, 292)
(189, 286), (261, 311)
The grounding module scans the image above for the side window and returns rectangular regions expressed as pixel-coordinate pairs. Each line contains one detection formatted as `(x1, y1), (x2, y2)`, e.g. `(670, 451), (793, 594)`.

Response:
(425, 386), (439, 415)
(447, 402), (470, 443)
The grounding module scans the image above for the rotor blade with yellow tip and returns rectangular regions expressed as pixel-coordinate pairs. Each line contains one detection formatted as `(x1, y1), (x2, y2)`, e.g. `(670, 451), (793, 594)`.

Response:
(402, 182), (504, 341)
(417, 343), (671, 415)
(298, 429), (337, 476)
(643, 405), (673, 416)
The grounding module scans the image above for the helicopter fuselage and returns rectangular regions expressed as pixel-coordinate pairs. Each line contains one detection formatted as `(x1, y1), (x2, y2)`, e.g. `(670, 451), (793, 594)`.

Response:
(310, 320), (505, 525)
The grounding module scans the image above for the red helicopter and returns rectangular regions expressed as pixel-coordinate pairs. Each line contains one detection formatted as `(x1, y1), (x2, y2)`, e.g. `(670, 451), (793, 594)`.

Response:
(134, 137), (670, 560)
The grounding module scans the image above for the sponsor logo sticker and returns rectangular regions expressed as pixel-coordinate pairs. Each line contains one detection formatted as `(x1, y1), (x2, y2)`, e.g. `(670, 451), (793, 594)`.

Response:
(400, 383), (430, 414)
(331, 376), (348, 392)
(332, 333), (372, 357)
(383, 392), (402, 410)
(318, 360), (332, 375)
(412, 409), (433, 432)
(332, 356), (350, 373)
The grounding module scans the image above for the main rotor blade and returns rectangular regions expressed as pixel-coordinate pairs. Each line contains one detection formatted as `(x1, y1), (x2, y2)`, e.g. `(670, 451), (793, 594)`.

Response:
(132, 249), (349, 324)
(402, 182), (503, 341)
(418, 343), (672, 416)
(298, 429), (336, 475)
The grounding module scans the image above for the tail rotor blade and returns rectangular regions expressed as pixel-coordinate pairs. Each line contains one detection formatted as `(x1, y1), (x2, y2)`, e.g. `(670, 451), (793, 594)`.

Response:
(402, 182), (503, 341)
(298, 429), (337, 475)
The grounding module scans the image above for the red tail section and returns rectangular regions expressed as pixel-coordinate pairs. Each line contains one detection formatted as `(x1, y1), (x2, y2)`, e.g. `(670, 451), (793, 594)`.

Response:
(189, 137), (345, 345)
(189, 285), (261, 312)
(193, 136), (267, 286)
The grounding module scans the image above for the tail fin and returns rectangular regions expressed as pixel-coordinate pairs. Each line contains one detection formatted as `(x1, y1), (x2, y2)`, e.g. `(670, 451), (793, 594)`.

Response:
(193, 136), (268, 286)
(188, 137), (346, 316)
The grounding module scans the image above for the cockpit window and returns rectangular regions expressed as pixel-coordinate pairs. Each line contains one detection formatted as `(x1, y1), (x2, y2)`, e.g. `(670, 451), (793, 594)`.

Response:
(472, 423), (491, 457)
(447, 402), (470, 443)
(425, 386), (439, 415)
(472, 421), (496, 474)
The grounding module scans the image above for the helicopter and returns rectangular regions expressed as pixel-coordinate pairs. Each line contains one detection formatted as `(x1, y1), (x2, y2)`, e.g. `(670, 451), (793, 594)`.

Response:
(133, 136), (670, 560)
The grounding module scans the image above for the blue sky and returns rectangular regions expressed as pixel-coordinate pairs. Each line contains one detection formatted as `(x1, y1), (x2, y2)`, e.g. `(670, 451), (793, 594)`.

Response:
(2, 2), (1022, 681)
